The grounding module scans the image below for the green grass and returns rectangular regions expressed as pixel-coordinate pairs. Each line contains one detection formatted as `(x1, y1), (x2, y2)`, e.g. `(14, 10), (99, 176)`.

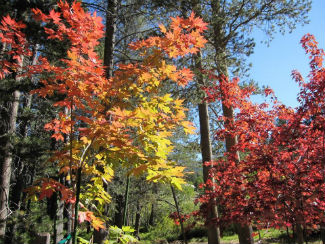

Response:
(140, 227), (324, 244)
(221, 233), (239, 243)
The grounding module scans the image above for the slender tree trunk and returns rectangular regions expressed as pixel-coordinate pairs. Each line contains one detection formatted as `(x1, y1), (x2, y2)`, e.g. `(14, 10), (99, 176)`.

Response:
(171, 185), (187, 244)
(64, 202), (72, 244)
(294, 199), (304, 244)
(93, 1), (117, 242)
(55, 195), (64, 244)
(72, 167), (82, 244)
(103, 0), (117, 80)
(134, 201), (141, 238)
(149, 203), (155, 226)
(123, 175), (130, 226)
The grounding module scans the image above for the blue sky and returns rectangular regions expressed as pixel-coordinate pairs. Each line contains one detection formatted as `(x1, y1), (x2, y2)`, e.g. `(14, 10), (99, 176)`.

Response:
(248, 0), (324, 108)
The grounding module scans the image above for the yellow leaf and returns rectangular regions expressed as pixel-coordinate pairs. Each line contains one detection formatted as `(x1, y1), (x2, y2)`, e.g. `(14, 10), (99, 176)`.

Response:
(159, 24), (167, 33)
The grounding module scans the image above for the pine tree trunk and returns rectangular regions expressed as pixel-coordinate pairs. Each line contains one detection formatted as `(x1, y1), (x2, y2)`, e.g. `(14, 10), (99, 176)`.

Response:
(193, 40), (221, 244)
(198, 102), (221, 244)
(4, 45), (39, 243)
(0, 84), (21, 236)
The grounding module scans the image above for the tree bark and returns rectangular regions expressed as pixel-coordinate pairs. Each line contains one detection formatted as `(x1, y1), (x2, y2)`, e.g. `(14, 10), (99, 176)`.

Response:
(103, 0), (117, 80)
(55, 196), (64, 244)
(123, 175), (130, 226)
(294, 199), (304, 244)
(114, 194), (124, 228)
(134, 201), (141, 238)
(321, 224), (325, 244)
(149, 203), (155, 226)
(198, 101), (221, 244)
(295, 223), (304, 244)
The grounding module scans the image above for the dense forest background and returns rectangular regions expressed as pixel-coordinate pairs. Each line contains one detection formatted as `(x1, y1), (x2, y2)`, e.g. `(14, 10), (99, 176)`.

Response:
(1, 1), (325, 244)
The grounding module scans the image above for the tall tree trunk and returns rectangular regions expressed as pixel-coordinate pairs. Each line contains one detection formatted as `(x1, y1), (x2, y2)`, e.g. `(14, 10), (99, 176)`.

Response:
(4, 44), (39, 244)
(209, 0), (254, 242)
(0, 54), (23, 236)
(178, 3), (221, 243)
(198, 101), (222, 244)
(52, 175), (64, 244)
(193, 51), (221, 244)
(93, 1), (117, 242)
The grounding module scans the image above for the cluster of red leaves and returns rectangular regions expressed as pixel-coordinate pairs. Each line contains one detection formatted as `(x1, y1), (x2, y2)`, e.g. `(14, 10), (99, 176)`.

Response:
(199, 34), (325, 230)
(30, 1), (109, 142)
(25, 178), (104, 230)
(169, 211), (191, 226)
(25, 178), (75, 204)
(0, 15), (32, 79)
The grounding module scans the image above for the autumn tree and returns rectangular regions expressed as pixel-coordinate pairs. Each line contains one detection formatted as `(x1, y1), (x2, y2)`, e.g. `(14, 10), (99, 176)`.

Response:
(13, 2), (209, 243)
(176, 0), (313, 243)
(201, 34), (325, 244)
